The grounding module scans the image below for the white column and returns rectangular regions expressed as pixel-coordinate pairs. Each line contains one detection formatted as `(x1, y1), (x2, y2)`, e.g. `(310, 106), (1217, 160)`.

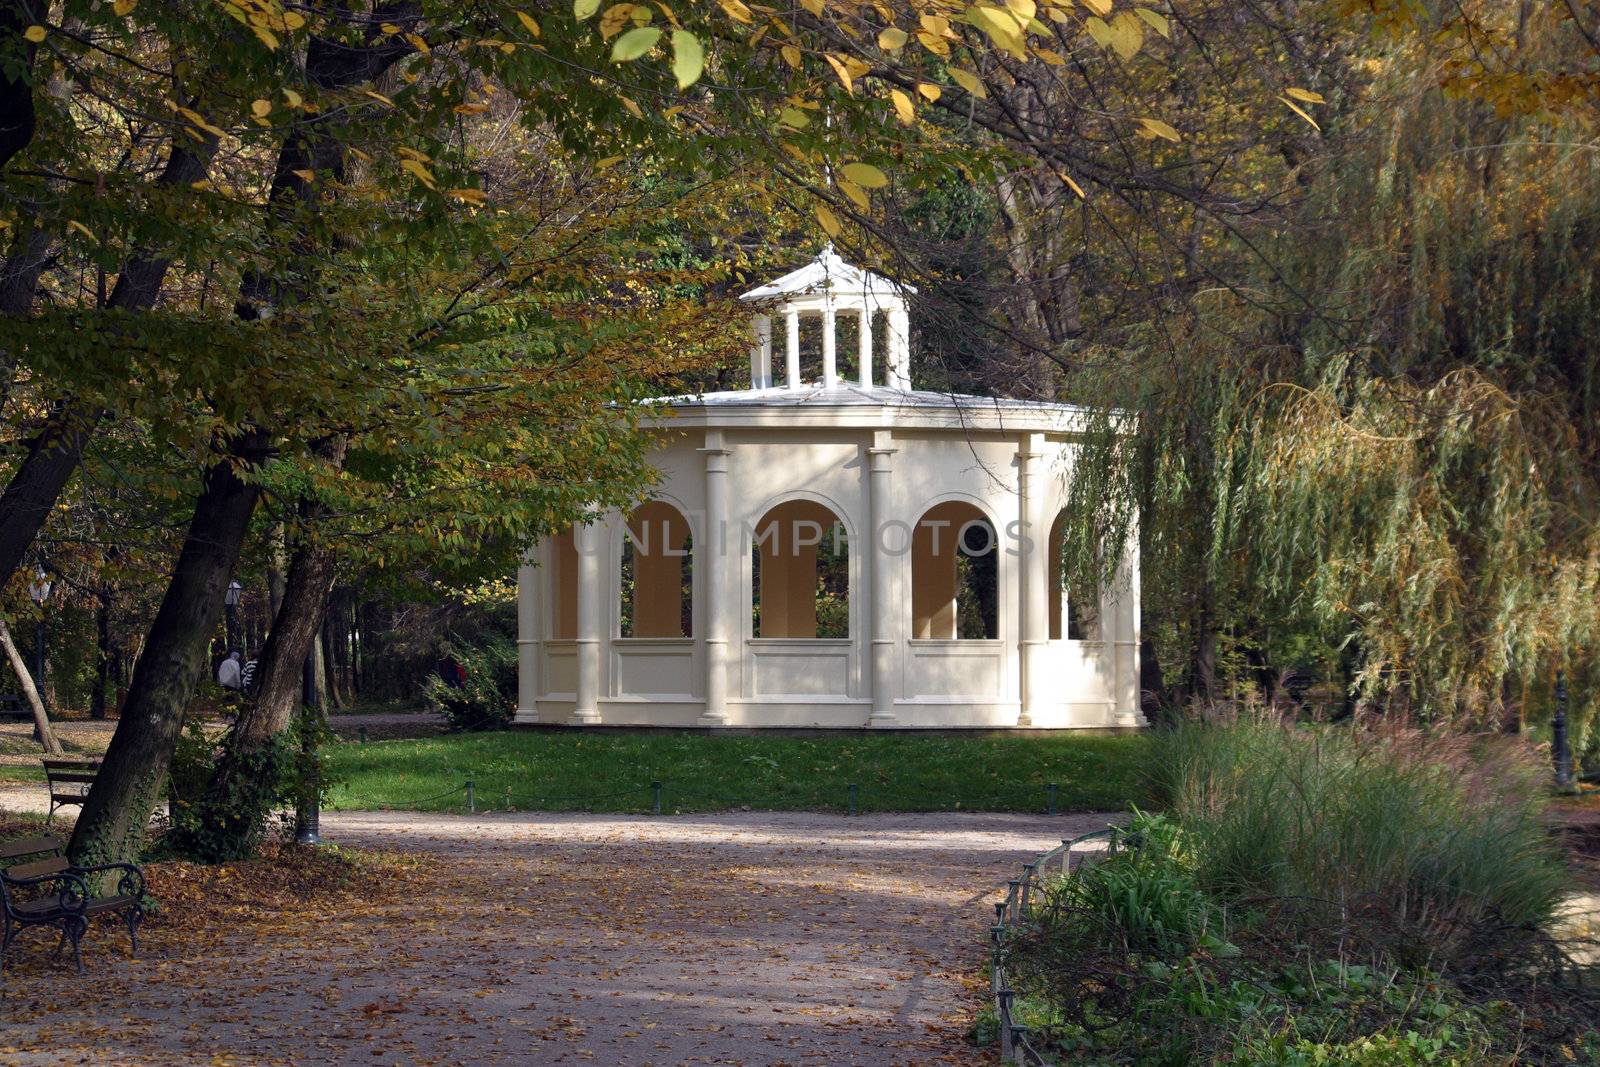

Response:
(750, 315), (772, 389)
(699, 430), (733, 725)
(515, 549), (540, 724)
(857, 306), (873, 388)
(1017, 434), (1046, 726)
(756, 315), (772, 388)
(821, 300), (838, 388)
(1112, 529), (1147, 726)
(572, 519), (603, 725)
(887, 304), (911, 390)
(867, 430), (898, 725)
(784, 306), (801, 390)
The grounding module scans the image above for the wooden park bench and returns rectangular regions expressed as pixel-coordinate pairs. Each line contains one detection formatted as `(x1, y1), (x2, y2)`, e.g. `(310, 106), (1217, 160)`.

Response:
(42, 758), (101, 824)
(0, 836), (144, 972)
(0, 694), (27, 722)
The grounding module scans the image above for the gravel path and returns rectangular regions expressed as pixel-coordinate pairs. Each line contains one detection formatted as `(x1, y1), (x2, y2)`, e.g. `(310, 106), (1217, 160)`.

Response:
(0, 807), (1112, 1065)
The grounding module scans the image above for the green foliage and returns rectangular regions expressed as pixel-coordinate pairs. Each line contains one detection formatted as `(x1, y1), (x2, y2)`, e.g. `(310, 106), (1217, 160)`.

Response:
(165, 728), (293, 864)
(421, 633), (518, 733)
(1005, 720), (1597, 1064)
(1049, 812), (1221, 959)
(1154, 717), (1568, 965)
(320, 731), (1153, 814)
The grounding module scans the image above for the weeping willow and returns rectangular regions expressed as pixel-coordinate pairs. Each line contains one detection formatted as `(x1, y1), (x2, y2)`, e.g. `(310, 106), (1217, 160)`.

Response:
(1054, 16), (1600, 738)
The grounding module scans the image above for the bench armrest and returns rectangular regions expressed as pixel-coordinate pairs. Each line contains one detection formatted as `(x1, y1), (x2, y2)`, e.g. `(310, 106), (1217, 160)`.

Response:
(0, 870), (91, 916)
(70, 861), (145, 898)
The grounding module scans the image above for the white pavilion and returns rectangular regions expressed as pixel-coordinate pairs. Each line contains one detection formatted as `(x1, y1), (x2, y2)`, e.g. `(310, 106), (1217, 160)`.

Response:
(515, 247), (1144, 729)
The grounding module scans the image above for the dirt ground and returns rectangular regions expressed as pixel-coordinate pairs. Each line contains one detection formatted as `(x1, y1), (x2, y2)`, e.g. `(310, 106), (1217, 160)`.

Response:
(0, 807), (1108, 1065)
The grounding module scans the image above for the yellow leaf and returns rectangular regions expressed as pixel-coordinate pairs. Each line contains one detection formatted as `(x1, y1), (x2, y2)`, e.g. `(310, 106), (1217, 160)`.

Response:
(177, 107), (227, 138)
(815, 202), (842, 237)
(1279, 95), (1321, 130)
(1006, 0), (1037, 19)
(1134, 7), (1169, 37)
(778, 106), (810, 128)
(949, 67), (987, 99)
(1107, 11), (1143, 59)
(405, 32), (430, 53)
(842, 161), (888, 188)
(838, 178), (870, 211)
(717, 0), (754, 23)
(824, 53), (855, 93)
(671, 29), (704, 89)
(800, 0), (824, 15)
(283, 88), (303, 107)
(380, 23), (401, 34)
(915, 30), (949, 55)
(921, 14), (952, 36)
(600, 4), (634, 40)
(916, 81), (941, 102)
(1136, 116), (1180, 141)
(780, 44), (801, 68)
(1058, 171), (1086, 198)
(292, 169), (315, 181)
(251, 99), (271, 117)
(113, 0), (137, 15)
(968, 6), (1026, 59)
(596, 155), (625, 169)
(22, 25), (44, 43)
(65, 220), (95, 242)
(399, 158), (436, 187)
(1285, 86), (1325, 104)
(1083, 16), (1112, 48)
(1080, 0), (1112, 14)
(516, 10), (542, 36)
(251, 25), (279, 49)
(283, 10), (305, 30)
(619, 95), (644, 119)
(447, 188), (487, 205)
(890, 88), (915, 124)
(365, 90), (394, 106)
(878, 26), (907, 50)
(574, 0), (602, 19)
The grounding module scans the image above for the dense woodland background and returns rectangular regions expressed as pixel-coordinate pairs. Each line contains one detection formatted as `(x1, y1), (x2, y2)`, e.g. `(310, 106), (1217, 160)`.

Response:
(0, 1), (1595, 860)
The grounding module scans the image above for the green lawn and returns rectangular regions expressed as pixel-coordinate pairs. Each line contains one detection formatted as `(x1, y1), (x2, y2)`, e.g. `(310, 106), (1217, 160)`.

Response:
(322, 730), (1154, 815)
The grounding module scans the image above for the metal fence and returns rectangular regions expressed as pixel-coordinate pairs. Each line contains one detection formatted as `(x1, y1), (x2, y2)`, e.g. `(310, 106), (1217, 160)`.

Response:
(989, 828), (1122, 1065)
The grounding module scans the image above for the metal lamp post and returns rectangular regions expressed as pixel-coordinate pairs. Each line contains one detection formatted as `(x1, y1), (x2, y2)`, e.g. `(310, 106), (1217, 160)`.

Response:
(224, 580), (242, 654)
(294, 650), (322, 845)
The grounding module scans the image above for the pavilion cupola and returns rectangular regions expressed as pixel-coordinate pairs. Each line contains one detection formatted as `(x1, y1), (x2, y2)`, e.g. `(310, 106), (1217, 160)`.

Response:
(738, 245), (915, 392)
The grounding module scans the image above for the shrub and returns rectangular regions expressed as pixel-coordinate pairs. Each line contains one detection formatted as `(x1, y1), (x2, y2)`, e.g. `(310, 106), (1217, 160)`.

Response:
(1152, 717), (1569, 969)
(1003, 716), (1599, 1064)
(422, 633), (518, 731)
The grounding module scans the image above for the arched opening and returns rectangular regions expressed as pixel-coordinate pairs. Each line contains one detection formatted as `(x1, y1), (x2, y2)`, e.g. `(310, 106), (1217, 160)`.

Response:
(620, 501), (693, 638)
(751, 500), (849, 638)
(551, 527), (578, 639)
(912, 501), (998, 639)
(1047, 510), (1100, 641)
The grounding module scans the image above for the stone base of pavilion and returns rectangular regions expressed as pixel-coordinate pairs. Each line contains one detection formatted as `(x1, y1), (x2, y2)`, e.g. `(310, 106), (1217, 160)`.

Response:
(513, 701), (1144, 730)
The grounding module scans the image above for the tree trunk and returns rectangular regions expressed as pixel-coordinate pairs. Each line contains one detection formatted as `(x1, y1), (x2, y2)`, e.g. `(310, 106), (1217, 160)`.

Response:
(0, 615), (59, 754)
(231, 537), (341, 748)
(0, 135), (216, 593)
(0, 1), (42, 176)
(67, 430), (271, 866)
(321, 604), (344, 709)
